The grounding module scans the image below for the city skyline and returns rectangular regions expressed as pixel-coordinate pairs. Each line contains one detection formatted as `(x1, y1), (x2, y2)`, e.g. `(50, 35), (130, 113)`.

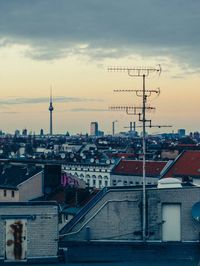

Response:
(0, 1), (200, 134)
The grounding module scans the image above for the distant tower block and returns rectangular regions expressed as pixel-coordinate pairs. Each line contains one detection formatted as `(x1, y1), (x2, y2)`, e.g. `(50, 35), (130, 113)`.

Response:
(49, 88), (54, 135)
(90, 122), (98, 136)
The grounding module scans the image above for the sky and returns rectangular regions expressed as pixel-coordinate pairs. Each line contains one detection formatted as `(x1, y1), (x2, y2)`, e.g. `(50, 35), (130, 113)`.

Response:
(0, 0), (200, 135)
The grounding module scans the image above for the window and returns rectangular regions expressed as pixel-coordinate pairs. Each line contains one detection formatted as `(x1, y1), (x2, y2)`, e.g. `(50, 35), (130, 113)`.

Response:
(113, 180), (116, 186)
(129, 181), (133, 185)
(11, 190), (15, 198)
(93, 179), (96, 186)
(3, 190), (6, 197)
(105, 180), (108, 187)
(65, 214), (68, 222)
(99, 180), (102, 187)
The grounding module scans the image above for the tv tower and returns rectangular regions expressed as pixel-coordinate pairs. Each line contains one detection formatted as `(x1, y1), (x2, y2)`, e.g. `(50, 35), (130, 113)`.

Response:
(49, 87), (54, 135)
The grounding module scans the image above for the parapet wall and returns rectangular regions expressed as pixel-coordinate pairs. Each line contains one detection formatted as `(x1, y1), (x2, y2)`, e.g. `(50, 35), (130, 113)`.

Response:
(61, 187), (200, 242)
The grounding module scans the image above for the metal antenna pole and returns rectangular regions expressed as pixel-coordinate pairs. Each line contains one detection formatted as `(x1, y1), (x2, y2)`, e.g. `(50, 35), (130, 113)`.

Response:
(108, 65), (162, 242)
(142, 74), (146, 241)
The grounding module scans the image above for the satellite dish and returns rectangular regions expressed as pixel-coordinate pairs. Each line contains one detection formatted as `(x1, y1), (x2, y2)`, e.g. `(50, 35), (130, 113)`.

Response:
(90, 158), (94, 163)
(61, 153), (65, 159)
(106, 160), (110, 165)
(95, 159), (99, 164)
(192, 202), (200, 222)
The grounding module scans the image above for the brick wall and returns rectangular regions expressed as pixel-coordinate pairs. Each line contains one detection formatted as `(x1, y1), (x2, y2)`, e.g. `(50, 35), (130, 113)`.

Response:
(0, 204), (58, 260)
(63, 187), (200, 242)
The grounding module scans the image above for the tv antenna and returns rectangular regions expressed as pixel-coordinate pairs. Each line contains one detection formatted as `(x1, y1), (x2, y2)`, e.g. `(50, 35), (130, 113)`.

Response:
(108, 65), (170, 241)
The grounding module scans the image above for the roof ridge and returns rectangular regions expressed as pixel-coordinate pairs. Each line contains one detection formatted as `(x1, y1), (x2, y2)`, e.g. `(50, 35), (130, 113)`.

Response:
(160, 150), (185, 179)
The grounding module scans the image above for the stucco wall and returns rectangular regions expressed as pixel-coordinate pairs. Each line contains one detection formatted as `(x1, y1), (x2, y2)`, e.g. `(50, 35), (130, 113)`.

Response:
(18, 171), (43, 201)
(0, 189), (19, 202)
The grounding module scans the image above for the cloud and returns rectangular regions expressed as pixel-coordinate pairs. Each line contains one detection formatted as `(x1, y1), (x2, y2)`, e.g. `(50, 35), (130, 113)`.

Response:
(2, 111), (19, 114)
(0, 96), (103, 106)
(0, 1), (200, 69)
(69, 108), (108, 112)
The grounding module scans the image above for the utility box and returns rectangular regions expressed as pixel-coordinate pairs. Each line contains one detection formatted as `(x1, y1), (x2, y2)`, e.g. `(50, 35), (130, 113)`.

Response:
(0, 202), (58, 263)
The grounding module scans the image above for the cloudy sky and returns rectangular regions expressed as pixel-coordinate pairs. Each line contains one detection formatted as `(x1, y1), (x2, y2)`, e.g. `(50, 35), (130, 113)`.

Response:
(0, 0), (199, 134)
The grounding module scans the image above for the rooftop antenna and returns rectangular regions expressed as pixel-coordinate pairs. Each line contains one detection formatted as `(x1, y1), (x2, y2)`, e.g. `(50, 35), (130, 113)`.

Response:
(108, 65), (171, 241)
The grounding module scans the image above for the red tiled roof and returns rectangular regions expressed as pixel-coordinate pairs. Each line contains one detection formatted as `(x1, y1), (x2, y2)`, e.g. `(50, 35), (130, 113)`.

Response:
(162, 150), (200, 178)
(112, 160), (167, 177)
(177, 144), (196, 147)
(107, 153), (135, 159)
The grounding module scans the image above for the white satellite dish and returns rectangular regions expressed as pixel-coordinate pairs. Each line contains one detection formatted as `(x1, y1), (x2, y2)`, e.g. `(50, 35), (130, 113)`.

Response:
(61, 153), (66, 159)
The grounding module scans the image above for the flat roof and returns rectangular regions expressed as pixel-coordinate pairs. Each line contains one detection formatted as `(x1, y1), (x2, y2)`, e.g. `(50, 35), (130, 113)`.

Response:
(0, 201), (58, 206)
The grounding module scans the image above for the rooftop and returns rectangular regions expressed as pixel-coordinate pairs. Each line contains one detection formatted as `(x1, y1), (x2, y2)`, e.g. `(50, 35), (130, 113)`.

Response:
(112, 159), (167, 177)
(162, 150), (200, 178)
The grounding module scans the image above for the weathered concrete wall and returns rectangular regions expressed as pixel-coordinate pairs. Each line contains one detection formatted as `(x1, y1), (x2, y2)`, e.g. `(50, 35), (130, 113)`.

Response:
(62, 187), (200, 242)
(0, 203), (58, 261)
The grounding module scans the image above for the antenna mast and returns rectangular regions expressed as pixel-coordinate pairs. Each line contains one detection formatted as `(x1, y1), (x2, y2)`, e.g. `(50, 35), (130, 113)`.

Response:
(108, 65), (162, 241)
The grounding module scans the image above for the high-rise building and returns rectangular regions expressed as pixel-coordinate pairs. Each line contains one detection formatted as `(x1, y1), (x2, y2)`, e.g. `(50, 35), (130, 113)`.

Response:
(22, 128), (28, 136)
(14, 129), (20, 137)
(49, 88), (54, 135)
(90, 122), (98, 136)
(40, 129), (44, 136)
(178, 129), (186, 138)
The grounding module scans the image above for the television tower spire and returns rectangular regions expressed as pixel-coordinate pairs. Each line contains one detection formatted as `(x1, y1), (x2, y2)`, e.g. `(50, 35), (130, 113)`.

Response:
(49, 86), (54, 135)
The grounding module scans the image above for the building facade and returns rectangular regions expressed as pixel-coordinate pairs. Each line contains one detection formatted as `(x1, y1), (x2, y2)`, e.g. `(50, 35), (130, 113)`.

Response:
(63, 162), (114, 189)
(90, 122), (98, 136)
(111, 159), (169, 186)
(0, 202), (58, 263)
(60, 185), (200, 242)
